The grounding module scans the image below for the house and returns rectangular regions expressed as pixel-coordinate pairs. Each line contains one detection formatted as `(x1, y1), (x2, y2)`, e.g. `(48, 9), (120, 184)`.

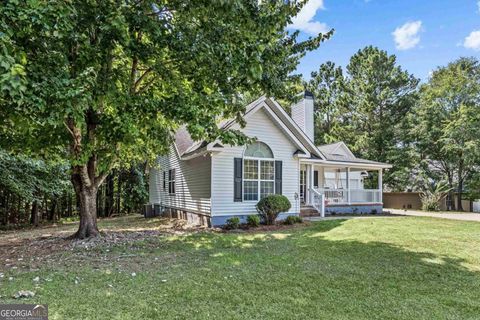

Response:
(148, 93), (392, 226)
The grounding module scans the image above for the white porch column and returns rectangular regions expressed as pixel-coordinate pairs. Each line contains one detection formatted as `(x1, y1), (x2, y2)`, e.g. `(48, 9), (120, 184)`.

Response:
(305, 165), (310, 204)
(378, 169), (383, 203)
(319, 166), (325, 188)
(309, 164), (314, 205)
(346, 167), (351, 204)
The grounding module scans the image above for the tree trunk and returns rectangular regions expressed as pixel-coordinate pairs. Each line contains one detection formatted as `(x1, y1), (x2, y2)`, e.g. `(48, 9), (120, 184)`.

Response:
(447, 172), (455, 211)
(105, 173), (114, 217)
(116, 172), (121, 215)
(30, 200), (39, 227)
(75, 187), (99, 238)
(71, 172), (100, 239)
(3, 192), (10, 226)
(68, 194), (73, 217)
(457, 160), (464, 212)
(48, 199), (57, 222)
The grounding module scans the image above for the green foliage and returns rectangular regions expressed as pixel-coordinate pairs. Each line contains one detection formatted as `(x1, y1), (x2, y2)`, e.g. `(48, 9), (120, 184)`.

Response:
(306, 47), (419, 190)
(306, 61), (345, 145)
(0, 149), (70, 201)
(345, 47), (419, 190)
(0, 0), (332, 166)
(418, 180), (452, 212)
(121, 165), (148, 213)
(225, 217), (240, 230)
(283, 215), (303, 225)
(256, 194), (291, 225)
(413, 57), (480, 210)
(246, 214), (260, 228)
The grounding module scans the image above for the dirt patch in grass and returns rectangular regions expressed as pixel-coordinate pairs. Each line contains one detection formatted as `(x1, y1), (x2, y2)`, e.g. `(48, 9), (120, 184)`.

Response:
(0, 215), (208, 272)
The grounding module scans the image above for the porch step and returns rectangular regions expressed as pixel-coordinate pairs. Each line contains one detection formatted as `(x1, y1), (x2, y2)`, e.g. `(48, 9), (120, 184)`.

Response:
(300, 205), (320, 217)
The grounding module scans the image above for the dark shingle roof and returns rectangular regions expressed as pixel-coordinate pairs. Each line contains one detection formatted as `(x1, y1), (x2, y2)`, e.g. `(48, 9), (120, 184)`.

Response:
(317, 142), (388, 166)
(173, 96), (265, 157)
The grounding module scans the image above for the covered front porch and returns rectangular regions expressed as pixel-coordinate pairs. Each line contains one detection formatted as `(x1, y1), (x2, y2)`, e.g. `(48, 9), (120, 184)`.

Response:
(299, 161), (385, 217)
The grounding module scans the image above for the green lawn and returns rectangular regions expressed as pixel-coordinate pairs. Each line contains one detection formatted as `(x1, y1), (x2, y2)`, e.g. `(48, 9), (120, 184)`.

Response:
(1, 216), (480, 319)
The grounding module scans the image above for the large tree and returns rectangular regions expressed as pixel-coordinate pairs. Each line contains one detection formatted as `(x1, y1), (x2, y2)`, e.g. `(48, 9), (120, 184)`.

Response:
(413, 57), (480, 211)
(0, 0), (332, 238)
(306, 61), (345, 145)
(327, 46), (419, 190)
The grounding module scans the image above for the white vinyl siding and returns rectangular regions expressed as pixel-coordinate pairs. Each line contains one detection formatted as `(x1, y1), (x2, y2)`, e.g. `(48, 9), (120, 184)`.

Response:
(291, 96), (314, 141)
(291, 99), (305, 133)
(211, 108), (300, 216)
(149, 145), (211, 214)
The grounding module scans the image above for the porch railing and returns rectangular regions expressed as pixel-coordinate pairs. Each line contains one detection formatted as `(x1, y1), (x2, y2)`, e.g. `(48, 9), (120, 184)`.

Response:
(309, 188), (325, 217)
(350, 189), (381, 203)
(316, 188), (381, 204)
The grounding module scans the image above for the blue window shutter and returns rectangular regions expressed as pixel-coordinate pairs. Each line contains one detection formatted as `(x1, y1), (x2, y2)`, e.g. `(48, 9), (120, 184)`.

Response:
(234, 158), (243, 202)
(275, 161), (282, 194)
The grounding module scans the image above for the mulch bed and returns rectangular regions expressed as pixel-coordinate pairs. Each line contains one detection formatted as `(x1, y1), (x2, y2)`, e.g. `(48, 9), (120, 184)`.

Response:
(221, 221), (311, 234)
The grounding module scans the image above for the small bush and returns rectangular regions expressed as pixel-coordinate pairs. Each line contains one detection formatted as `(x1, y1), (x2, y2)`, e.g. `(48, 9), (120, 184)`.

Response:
(225, 217), (240, 230)
(246, 215), (260, 228)
(256, 195), (291, 225)
(284, 215), (303, 225)
(370, 209), (378, 215)
(418, 178), (451, 212)
(421, 200), (440, 212)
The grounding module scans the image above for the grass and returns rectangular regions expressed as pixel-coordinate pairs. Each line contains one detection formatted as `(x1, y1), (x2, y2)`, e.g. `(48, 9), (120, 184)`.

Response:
(1, 215), (480, 319)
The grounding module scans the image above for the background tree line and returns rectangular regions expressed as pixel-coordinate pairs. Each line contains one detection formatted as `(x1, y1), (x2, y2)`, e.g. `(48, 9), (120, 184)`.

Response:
(0, 149), (148, 228)
(307, 46), (480, 211)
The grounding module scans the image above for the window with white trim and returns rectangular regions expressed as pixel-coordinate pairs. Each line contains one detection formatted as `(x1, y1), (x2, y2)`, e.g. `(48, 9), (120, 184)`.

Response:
(243, 142), (275, 201)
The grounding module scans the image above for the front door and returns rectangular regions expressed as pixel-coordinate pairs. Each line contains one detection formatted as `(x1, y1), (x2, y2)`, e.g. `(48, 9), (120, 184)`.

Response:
(300, 170), (306, 204)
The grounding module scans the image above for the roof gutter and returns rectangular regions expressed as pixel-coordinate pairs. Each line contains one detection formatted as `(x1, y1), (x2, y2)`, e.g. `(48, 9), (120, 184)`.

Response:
(300, 158), (393, 169)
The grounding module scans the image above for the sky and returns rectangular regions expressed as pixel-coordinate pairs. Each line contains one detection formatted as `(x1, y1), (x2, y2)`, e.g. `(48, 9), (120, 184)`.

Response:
(289, 0), (480, 81)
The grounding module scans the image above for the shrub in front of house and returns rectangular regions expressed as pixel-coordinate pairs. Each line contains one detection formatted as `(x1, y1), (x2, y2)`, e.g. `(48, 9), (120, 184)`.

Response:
(225, 217), (240, 230)
(284, 215), (303, 225)
(246, 215), (260, 228)
(256, 195), (291, 225)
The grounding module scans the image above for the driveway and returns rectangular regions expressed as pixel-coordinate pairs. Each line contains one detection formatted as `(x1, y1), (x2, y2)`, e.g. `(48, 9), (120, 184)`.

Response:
(387, 208), (480, 222)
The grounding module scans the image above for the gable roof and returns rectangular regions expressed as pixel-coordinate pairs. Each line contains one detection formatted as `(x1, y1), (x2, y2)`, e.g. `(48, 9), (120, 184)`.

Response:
(317, 142), (390, 167)
(175, 96), (325, 159)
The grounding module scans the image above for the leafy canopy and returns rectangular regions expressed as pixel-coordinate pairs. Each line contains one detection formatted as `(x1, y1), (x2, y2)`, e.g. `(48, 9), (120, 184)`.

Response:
(0, 0), (332, 176)
(412, 57), (480, 202)
(307, 47), (419, 190)
(306, 61), (345, 145)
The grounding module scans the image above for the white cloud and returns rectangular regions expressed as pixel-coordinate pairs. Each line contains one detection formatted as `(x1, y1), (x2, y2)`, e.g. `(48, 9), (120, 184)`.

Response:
(392, 21), (423, 50)
(288, 0), (329, 35)
(464, 30), (480, 51)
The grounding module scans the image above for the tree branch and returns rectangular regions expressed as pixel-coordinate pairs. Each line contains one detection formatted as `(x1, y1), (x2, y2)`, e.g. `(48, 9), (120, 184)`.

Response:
(133, 68), (153, 92)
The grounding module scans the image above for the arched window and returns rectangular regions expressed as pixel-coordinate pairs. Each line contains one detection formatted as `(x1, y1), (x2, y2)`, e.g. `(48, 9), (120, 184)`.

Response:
(243, 142), (275, 201)
(244, 142), (274, 158)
